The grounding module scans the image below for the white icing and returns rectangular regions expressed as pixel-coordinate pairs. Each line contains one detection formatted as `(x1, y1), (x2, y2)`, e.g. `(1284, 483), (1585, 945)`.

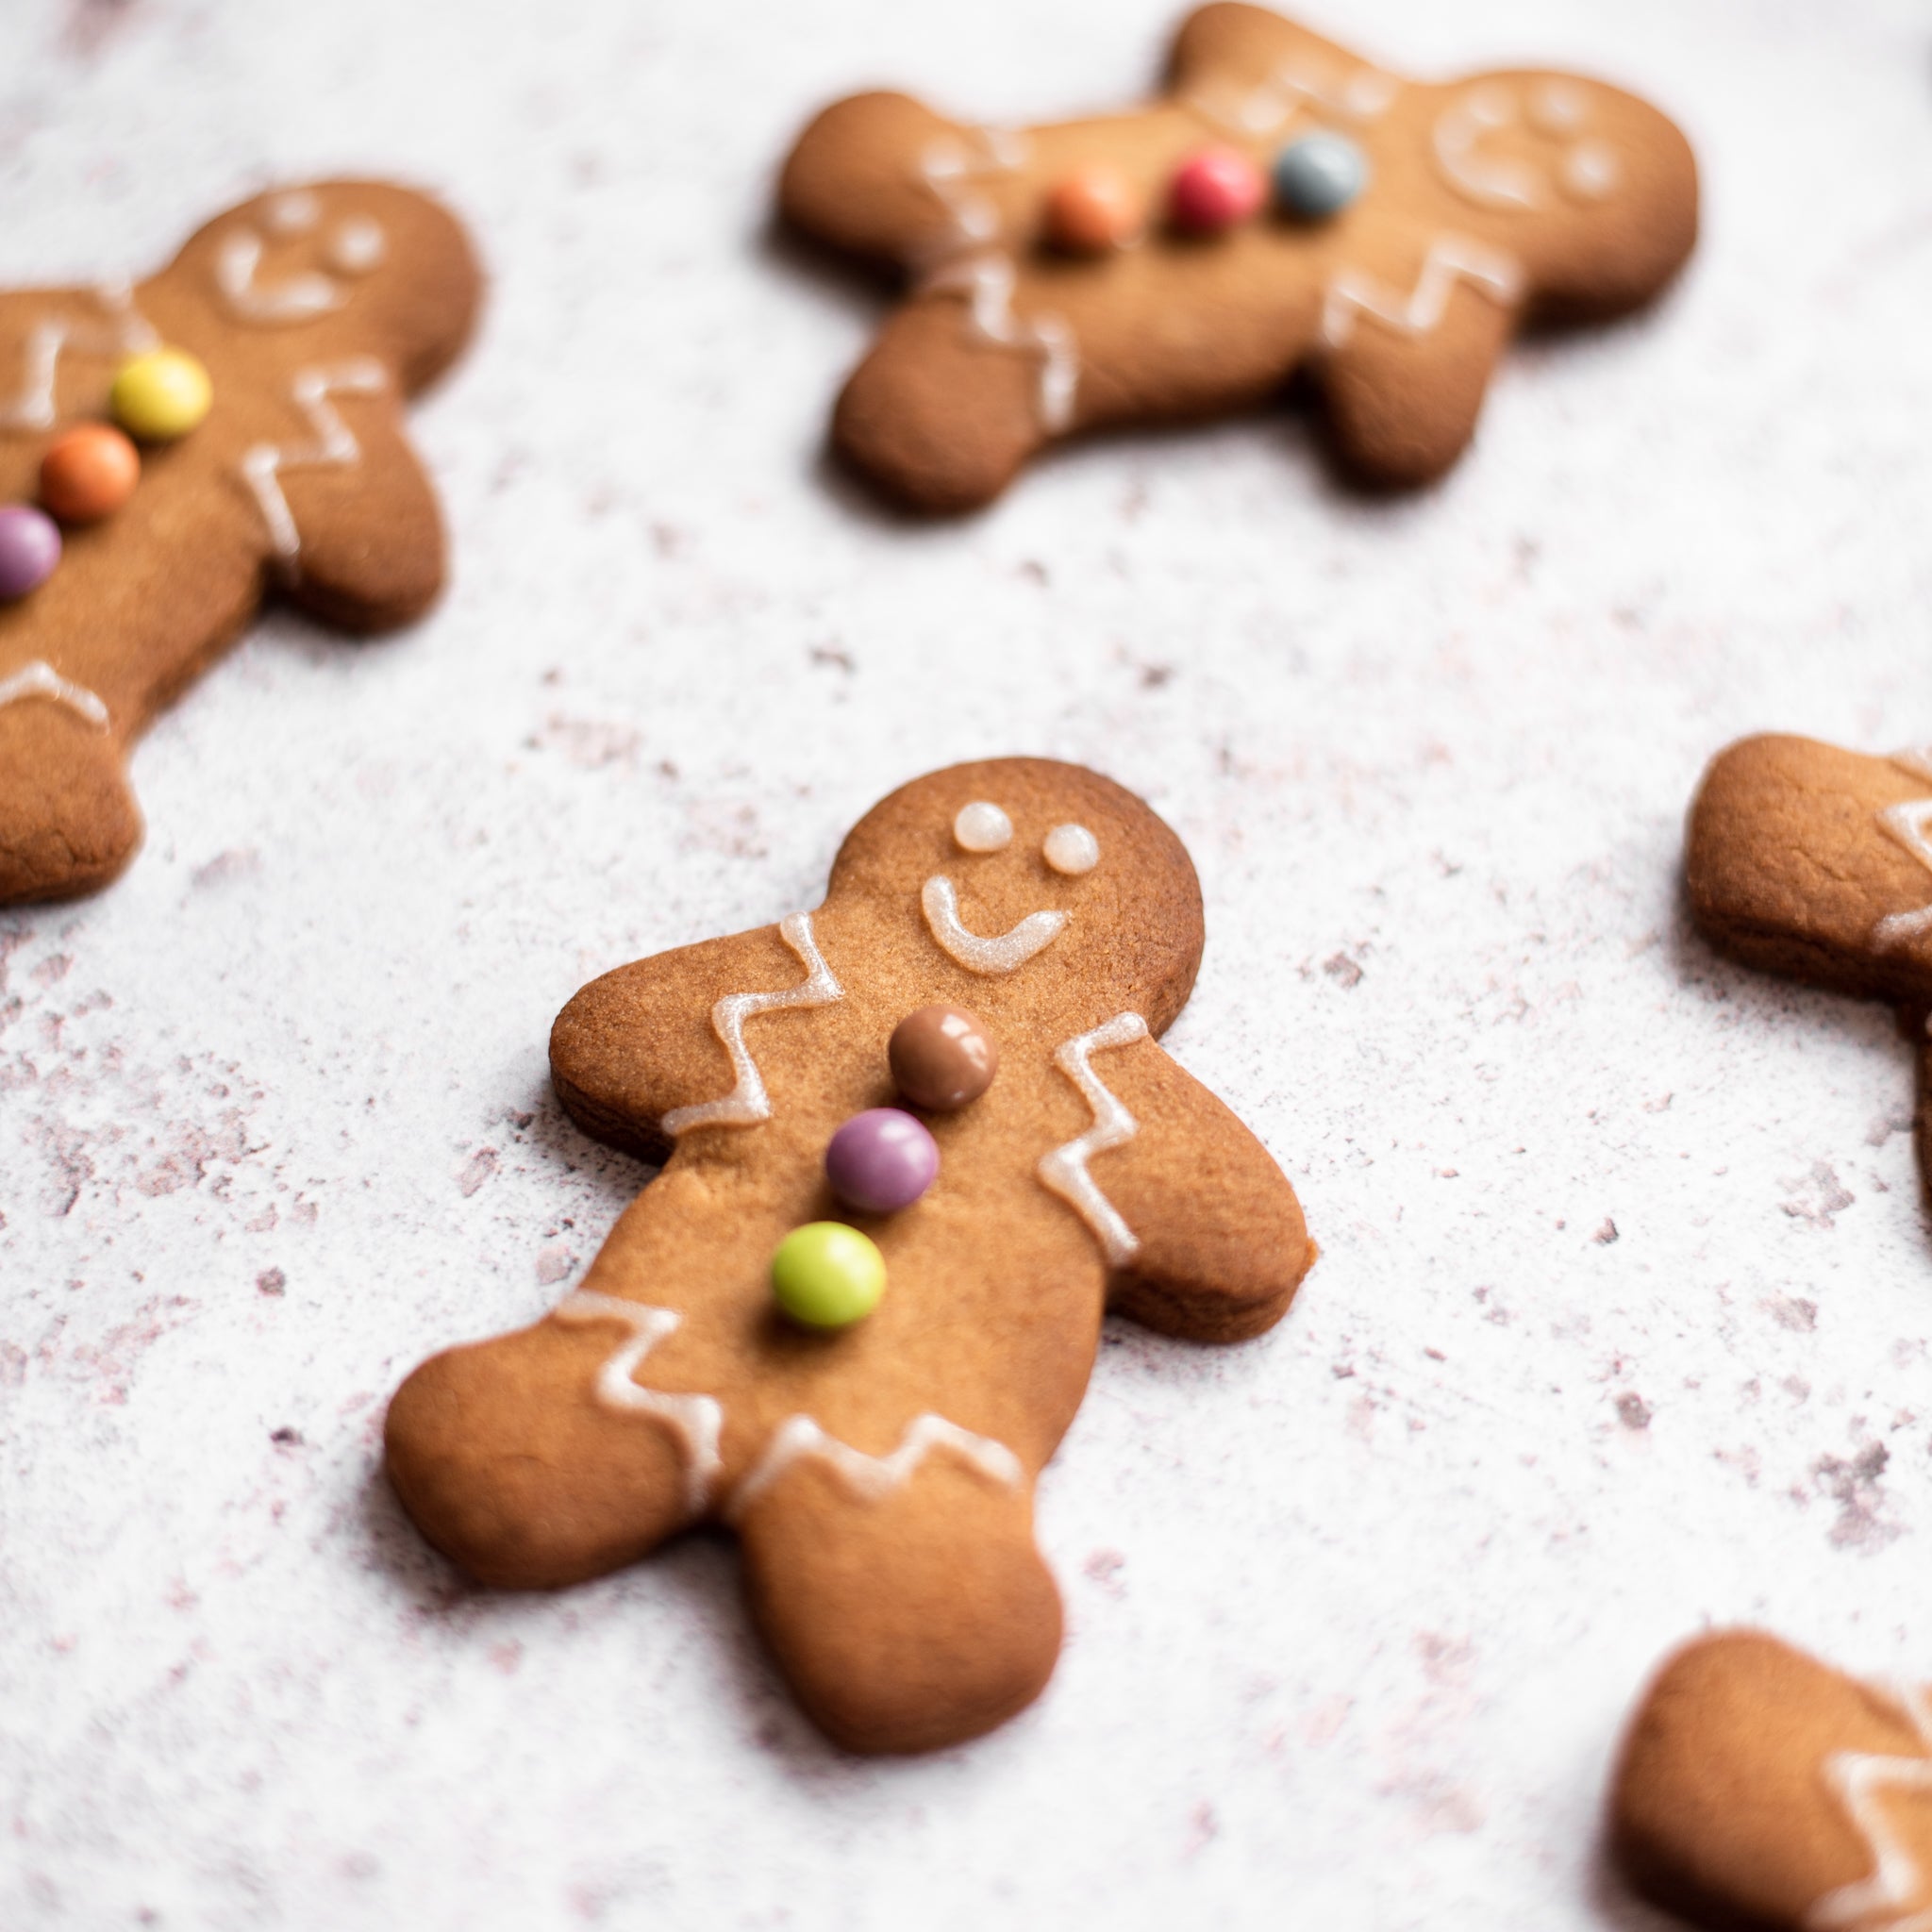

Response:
(1042, 823), (1099, 875)
(1038, 1011), (1147, 1266)
(329, 218), (387, 275)
(920, 254), (1078, 434)
(921, 874), (1066, 974)
(215, 194), (391, 325)
(1432, 81), (1620, 211)
(1321, 235), (1524, 349)
(1873, 791), (1932, 952)
(724, 1411), (1023, 1523)
(914, 129), (1080, 434)
(0, 281), (158, 434)
(954, 800), (1013, 853)
(0, 659), (109, 728)
(239, 359), (388, 567)
(1807, 1679), (1932, 1931)
(266, 190), (321, 235)
(660, 910), (843, 1136)
(555, 1290), (724, 1519)
(1186, 56), (1399, 140)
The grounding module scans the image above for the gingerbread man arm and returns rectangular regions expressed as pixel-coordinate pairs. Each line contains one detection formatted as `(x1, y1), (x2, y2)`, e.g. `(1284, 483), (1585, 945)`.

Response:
(1042, 1026), (1314, 1342)
(549, 920), (832, 1163)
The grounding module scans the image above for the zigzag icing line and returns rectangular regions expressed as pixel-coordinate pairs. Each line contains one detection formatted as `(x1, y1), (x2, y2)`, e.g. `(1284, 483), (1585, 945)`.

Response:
(1807, 1679), (1932, 1932)
(1321, 235), (1524, 349)
(0, 280), (158, 433)
(1874, 748), (1932, 952)
(1186, 55), (1399, 139)
(1038, 1010), (1148, 1265)
(555, 1290), (724, 1519)
(0, 660), (109, 728)
(919, 253), (1079, 434)
(660, 910), (842, 1136)
(724, 1412), (1023, 1524)
(238, 358), (388, 568)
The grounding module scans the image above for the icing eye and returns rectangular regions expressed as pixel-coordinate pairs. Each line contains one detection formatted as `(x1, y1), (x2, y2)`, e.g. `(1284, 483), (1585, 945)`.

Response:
(266, 191), (320, 236)
(1042, 823), (1099, 875)
(328, 218), (387, 275)
(1562, 142), (1620, 200)
(953, 801), (1013, 853)
(1531, 82), (1588, 133)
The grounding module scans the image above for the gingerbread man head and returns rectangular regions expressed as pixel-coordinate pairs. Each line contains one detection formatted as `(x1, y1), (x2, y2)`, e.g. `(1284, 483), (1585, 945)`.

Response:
(780, 2), (1696, 510)
(0, 179), (480, 904)
(387, 758), (1314, 1754)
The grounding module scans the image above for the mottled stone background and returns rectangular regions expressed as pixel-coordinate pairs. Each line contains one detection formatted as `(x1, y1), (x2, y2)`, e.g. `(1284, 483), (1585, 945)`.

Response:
(3, 0), (1929, 1925)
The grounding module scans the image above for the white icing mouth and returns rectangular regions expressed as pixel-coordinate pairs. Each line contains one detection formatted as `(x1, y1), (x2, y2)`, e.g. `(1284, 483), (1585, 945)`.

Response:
(922, 874), (1066, 974)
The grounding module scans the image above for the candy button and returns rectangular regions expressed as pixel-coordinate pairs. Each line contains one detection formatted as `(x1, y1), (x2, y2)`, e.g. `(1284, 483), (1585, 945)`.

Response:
(40, 425), (141, 525)
(1043, 165), (1141, 255)
(110, 347), (212, 442)
(890, 1005), (998, 1111)
(0, 506), (62, 601)
(1273, 131), (1370, 220)
(825, 1108), (940, 1214)
(1169, 146), (1266, 233)
(771, 1223), (887, 1330)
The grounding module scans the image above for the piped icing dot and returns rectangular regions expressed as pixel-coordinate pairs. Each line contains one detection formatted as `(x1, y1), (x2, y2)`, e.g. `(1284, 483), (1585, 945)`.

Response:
(329, 217), (387, 275)
(953, 800), (1013, 852)
(1042, 165), (1141, 255)
(1169, 145), (1266, 233)
(0, 507), (61, 602)
(111, 346), (212, 442)
(40, 425), (140, 525)
(825, 1108), (940, 1214)
(1042, 822), (1100, 875)
(771, 1223), (887, 1330)
(890, 1005), (998, 1111)
(1273, 131), (1370, 221)
(266, 190), (320, 235)
(1562, 142), (1620, 200)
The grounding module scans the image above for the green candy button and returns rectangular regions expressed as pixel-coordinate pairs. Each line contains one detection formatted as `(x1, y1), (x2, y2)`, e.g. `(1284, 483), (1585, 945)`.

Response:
(771, 1222), (886, 1329)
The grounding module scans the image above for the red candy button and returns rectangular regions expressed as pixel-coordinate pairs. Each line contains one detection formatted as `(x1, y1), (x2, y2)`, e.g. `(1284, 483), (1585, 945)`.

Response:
(1169, 146), (1266, 233)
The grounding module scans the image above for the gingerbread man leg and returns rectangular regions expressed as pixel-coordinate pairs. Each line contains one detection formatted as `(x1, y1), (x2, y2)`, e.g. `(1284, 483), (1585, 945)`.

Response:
(737, 1455), (1060, 1755)
(834, 295), (1057, 514)
(0, 691), (140, 901)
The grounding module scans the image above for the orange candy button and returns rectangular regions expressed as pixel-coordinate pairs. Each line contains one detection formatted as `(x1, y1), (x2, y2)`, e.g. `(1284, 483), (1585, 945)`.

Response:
(1042, 166), (1141, 255)
(40, 425), (141, 525)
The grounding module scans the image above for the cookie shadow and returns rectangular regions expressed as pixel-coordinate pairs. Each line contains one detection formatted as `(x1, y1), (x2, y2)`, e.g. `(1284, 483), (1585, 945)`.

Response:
(1582, 1833), (1693, 1932)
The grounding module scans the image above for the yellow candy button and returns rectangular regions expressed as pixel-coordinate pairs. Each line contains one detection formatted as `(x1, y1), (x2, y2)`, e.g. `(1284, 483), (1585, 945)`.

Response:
(110, 347), (212, 442)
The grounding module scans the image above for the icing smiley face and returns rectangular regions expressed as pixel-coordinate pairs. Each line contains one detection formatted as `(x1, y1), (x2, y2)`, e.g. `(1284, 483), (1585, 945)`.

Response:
(922, 798), (1108, 974)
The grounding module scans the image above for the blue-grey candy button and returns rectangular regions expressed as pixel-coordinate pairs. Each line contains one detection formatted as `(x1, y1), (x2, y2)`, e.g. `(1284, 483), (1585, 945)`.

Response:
(1273, 131), (1370, 220)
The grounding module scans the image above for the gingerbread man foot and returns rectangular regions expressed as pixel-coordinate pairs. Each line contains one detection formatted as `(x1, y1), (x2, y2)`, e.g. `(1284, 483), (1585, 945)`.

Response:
(1612, 1630), (1932, 1931)
(386, 758), (1316, 1753)
(1687, 734), (1932, 1197)
(0, 180), (481, 905)
(780, 2), (1697, 510)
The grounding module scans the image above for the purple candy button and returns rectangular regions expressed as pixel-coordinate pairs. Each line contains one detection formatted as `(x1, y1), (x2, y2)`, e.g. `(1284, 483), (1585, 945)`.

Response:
(0, 506), (61, 602)
(825, 1108), (940, 1215)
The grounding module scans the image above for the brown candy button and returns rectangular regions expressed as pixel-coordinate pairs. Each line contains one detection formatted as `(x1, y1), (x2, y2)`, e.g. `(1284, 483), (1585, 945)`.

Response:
(889, 1005), (997, 1111)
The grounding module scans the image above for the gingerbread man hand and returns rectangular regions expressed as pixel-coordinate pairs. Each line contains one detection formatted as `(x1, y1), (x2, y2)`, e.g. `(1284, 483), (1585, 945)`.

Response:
(0, 180), (481, 905)
(1613, 1631), (1932, 1932)
(386, 758), (1315, 1754)
(780, 2), (1696, 511)
(1687, 734), (1932, 1198)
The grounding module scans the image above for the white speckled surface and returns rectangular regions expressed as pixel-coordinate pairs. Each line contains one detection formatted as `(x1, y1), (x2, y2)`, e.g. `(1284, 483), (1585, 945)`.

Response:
(3, 0), (1931, 1925)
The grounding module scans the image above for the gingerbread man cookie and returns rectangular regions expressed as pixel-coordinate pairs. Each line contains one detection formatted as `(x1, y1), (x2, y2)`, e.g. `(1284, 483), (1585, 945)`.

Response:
(779, 2), (1697, 511)
(385, 758), (1315, 1754)
(1686, 734), (1932, 1194)
(0, 181), (481, 904)
(1613, 1630), (1932, 1931)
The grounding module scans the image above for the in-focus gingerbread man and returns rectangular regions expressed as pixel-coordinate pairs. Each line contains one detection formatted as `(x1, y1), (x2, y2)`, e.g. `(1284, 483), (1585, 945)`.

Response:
(1686, 735), (1932, 1198)
(780, 2), (1697, 511)
(386, 758), (1315, 1754)
(1614, 1630), (1932, 1932)
(0, 181), (481, 904)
